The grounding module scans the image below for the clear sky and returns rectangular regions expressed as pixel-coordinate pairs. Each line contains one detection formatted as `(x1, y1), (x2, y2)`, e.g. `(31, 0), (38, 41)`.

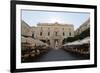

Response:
(21, 10), (90, 29)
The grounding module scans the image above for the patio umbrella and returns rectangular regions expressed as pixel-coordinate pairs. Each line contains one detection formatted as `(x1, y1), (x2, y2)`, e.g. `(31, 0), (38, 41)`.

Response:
(63, 40), (82, 46)
(21, 36), (27, 43)
(68, 41), (82, 45)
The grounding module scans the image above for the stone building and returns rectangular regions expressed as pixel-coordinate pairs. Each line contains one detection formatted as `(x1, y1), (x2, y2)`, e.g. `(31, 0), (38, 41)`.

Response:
(21, 20), (32, 37)
(74, 18), (90, 36)
(21, 18), (90, 49)
(21, 20), (48, 49)
(31, 22), (74, 48)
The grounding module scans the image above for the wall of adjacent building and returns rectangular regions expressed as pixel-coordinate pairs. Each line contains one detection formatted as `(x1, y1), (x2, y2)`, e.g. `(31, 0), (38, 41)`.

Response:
(74, 18), (90, 36)
(21, 20), (32, 37)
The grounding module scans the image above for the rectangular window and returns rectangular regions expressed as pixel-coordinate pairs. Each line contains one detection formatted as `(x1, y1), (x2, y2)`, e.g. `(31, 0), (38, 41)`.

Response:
(48, 32), (50, 36)
(63, 32), (65, 36)
(55, 32), (57, 36)
(40, 32), (42, 36)
(69, 32), (71, 36)
(32, 33), (34, 38)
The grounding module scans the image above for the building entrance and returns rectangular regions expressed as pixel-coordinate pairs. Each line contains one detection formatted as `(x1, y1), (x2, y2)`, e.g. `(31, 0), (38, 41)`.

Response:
(54, 39), (59, 49)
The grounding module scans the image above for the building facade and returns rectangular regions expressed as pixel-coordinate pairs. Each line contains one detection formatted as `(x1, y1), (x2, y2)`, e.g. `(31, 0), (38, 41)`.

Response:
(21, 20), (32, 37)
(74, 18), (90, 36)
(21, 17), (90, 49)
(31, 22), (74, 48)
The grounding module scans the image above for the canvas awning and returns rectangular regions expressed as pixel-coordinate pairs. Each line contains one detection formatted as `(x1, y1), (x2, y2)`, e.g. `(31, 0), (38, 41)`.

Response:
(68, 41), (82, 45)
(21, 36), (48, 47)
(80, 37), (90, 44)
(21, 36), (27, 43)
(63, 40), (82, 46)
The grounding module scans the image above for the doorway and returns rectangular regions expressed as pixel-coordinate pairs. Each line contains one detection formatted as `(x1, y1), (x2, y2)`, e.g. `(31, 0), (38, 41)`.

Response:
(54, 39), (59, 49)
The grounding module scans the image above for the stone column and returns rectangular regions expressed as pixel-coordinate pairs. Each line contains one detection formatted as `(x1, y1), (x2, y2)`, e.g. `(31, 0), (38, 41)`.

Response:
(59, 39), (63, 48)
(50, 39), (54, 48)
